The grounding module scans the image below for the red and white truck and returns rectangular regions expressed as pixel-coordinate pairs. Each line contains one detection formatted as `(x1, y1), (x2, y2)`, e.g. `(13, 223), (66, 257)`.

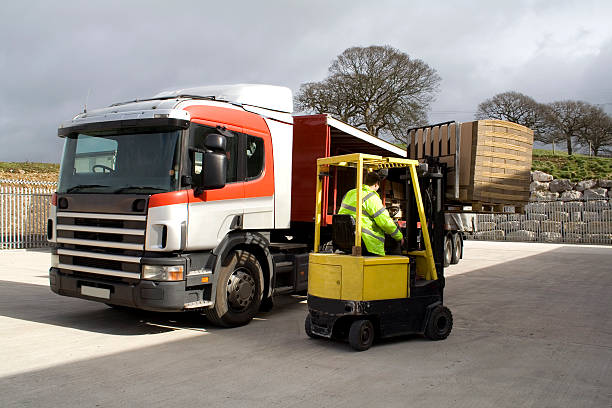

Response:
(48, 84), (406, 326)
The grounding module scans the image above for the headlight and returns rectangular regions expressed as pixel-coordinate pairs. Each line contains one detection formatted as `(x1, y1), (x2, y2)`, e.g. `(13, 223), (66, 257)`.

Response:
(141, 265), (184, 281)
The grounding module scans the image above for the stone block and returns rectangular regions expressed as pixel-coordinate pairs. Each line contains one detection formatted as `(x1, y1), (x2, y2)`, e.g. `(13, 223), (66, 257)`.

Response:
(584, 200), (610, 211)
(530, 181), (549, 192)
(583, 234), (612, 244)
(525, 202), (545, 213)
(530, 191), (559, 201)
(541, 220), (562, 233)
(474, 230), (505, 240)
(478, 221), (496, 231)
(499, 221), (521, 231)
(506, 230), (537, 241)
(541, 232), (562, 242)
(528, 213), (548, 221)
(531, 170), (553, 182)
(598, 179), (612, 188)
(584, 188), (608, 200)
(583, 212), (600, 222)
(560, 190), (582, 200)
(575, 179), (597, 191)
(563, 201), (584, 212)
(549, 179), (574, 193)
(550, 211), (570, 222)
(522, 220), (540, 232)
(564, 233), (582, 243)
(587, 221), (612, 234)
(565, 221), (586, 234)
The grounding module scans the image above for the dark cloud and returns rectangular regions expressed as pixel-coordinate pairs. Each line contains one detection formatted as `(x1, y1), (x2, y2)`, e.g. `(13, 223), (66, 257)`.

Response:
(1, 0), (610, 162)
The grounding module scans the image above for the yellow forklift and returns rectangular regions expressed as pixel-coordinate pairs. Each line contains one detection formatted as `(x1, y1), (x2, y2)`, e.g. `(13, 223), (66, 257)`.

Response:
(305, 153), (453, 351)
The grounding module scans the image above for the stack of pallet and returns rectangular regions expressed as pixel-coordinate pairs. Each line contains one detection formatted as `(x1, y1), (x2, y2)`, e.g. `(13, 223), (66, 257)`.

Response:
(407, 120), (533, 210)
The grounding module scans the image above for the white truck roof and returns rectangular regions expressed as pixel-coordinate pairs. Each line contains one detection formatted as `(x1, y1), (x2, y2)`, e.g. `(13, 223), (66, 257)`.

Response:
(154, 84), (293, 113)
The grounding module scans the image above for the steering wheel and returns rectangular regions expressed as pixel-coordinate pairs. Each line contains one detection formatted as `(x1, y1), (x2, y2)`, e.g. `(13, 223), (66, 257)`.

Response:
(92, 164), (113, 173)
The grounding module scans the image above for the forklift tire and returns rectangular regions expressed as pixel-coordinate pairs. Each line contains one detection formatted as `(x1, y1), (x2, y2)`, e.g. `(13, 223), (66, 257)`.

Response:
(451, 233), (462, 265)
(443, 235), (452, 267)
(348, 319), (375, 351)
(425, 306), (453, 341)
(305, 314), (317, 339)
(206, 250), (263, 327)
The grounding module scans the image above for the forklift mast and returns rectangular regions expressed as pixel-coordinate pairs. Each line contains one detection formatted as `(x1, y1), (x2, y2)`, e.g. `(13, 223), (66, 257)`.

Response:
(405, 156), (447, 286)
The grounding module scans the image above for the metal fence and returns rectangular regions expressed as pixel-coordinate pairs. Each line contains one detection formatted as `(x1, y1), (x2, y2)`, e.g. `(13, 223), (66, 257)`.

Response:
(1, 182), (55, 249)
(469, 199), (612, 245)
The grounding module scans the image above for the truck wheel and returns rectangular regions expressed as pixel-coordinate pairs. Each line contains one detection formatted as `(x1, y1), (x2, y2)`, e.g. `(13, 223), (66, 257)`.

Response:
(207, 250), (263, 327)
(425, 306), (453, 341)
(305, 314), (317, 338)
(348, 319), (374, 351)
(451, 233), (462, 265)
(443, 235), (452, 267)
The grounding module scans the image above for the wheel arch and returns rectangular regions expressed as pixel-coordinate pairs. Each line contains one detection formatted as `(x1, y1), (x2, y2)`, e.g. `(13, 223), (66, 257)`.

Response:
(212, 231), (273, 304)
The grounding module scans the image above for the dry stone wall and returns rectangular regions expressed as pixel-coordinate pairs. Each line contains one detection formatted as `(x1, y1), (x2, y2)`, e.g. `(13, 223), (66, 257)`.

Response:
(472, 171), (612, 245)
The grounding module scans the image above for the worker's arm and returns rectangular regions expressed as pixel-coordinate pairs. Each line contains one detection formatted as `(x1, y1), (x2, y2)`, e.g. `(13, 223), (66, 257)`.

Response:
(365, 193), (403, 241)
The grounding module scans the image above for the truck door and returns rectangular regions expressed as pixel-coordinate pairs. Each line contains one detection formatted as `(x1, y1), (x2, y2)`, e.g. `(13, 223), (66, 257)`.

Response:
(187, 121), (244, 249)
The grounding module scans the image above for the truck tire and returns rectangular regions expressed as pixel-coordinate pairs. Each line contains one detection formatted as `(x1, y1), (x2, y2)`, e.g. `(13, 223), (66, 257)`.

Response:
(451, 233), (462, 265)
(443, 235), (452, 267)
(348, 319), (375, 351)
(206, 250), (263, 327)
(425, 305), (453, 341)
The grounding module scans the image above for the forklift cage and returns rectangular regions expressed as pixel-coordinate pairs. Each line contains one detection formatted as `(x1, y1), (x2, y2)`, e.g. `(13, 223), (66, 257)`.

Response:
(313, 153), (437, 281)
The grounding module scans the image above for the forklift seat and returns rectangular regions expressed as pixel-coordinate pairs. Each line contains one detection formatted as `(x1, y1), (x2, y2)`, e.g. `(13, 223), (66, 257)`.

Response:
(332, 214), (356, 253)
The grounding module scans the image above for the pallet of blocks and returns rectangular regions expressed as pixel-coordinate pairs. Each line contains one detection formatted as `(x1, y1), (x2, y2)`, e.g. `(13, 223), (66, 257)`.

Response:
(407, 119), (533, 208)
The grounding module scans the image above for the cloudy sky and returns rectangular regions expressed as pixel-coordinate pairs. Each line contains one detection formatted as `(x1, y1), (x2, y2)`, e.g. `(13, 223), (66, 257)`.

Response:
(1, 0), (611, 163)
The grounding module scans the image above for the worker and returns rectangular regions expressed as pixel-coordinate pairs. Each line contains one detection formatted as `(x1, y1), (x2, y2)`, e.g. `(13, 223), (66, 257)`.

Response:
(338, 170), (403, 256)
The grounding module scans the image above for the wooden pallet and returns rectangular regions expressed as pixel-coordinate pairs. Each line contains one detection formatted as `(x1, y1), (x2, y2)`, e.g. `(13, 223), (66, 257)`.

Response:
(408, 120), (533, 208)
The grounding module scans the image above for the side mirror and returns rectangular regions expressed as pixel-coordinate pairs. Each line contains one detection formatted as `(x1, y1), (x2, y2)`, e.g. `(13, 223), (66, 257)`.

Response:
(201, 151), (227, 190)
(192, 134), (228, 192)
(205, 134), (227, 152)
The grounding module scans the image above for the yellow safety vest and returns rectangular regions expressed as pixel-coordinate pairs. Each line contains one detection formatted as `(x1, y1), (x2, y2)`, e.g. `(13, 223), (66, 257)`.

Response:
(338, 184), (402, 256)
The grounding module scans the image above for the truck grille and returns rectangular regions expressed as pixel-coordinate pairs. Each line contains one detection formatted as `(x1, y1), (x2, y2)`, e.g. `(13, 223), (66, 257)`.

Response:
(56, 211), (146, 279)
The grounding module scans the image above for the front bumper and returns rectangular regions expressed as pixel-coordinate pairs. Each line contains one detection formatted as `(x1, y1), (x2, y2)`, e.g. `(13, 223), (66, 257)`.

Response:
(50, 267), (188, 312)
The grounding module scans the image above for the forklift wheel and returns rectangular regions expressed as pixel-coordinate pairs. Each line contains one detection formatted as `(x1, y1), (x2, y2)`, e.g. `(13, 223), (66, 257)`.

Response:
(305, 314), (317, 339)
(348, 319), (375, 351)
(425, 306), (453, 341)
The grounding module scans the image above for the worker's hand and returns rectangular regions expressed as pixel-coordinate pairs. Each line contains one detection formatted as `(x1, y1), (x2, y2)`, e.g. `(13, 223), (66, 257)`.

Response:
(400, 238), (405, 248)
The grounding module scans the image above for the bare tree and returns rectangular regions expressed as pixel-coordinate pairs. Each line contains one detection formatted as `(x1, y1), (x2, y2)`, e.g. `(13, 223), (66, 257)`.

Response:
(546, 100), (596, 156)
(296, 45), (441, 144)
(576, 106), (612, 156)
(475, 91), (556, 147)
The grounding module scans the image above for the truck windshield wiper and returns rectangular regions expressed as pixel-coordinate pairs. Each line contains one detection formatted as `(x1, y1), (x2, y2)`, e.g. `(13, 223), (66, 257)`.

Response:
(114, 186), (167, 193)
(65, 184), (110, 193)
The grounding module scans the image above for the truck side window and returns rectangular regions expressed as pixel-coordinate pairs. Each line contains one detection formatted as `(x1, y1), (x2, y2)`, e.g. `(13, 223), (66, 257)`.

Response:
(246, 135), (264, 180)
(190, 123), (239, 183)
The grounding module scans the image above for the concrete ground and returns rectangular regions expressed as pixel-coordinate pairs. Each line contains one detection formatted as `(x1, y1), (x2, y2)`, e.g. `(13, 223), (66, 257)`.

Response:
(0, 241), (610, 407)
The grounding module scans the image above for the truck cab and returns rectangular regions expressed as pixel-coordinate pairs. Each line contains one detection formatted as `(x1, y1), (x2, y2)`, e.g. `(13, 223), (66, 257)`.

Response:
(48, 84), (406, 327)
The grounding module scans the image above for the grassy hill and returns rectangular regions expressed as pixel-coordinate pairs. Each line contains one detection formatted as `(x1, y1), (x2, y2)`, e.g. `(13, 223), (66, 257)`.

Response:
(1, 151), (612, 184)
(531, 150), (612, 181)
(0, 162), (59, 184)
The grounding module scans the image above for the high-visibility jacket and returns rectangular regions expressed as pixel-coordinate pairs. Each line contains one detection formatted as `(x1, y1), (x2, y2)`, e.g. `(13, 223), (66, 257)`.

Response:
(338, 184), (402, 256)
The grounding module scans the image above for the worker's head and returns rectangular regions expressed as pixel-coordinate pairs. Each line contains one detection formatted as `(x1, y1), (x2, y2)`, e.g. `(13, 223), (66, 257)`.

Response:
(364, 172), (382, 191)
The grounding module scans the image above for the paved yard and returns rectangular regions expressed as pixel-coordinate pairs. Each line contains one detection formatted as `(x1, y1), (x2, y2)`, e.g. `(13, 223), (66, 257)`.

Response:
(0, 241), (610, 407)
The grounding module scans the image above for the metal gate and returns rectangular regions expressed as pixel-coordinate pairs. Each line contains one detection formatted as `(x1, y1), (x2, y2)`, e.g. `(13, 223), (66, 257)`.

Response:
(0, 181), (56, 249)
(469, 199), (612, 245)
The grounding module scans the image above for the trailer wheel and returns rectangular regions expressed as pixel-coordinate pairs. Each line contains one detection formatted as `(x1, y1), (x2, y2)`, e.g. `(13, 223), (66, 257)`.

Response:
(207, 250), (263, 327)
(443, 235), (452, 267)
(305, 314), (317, 338)
(348, 319), (375, 351)
(425, 306), (453, 341)
(451, 233), (462, 265)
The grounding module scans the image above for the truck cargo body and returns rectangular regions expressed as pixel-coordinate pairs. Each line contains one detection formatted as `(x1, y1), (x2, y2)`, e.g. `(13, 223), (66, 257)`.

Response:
(48, 85), (404, 325)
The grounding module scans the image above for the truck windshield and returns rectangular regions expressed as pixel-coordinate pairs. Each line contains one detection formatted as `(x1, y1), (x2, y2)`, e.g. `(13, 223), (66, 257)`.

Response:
(57, 130), (181, 194)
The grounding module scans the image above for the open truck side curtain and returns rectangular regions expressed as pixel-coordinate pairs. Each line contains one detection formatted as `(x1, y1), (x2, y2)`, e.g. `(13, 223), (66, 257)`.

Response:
(48, 84), (405, 327)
